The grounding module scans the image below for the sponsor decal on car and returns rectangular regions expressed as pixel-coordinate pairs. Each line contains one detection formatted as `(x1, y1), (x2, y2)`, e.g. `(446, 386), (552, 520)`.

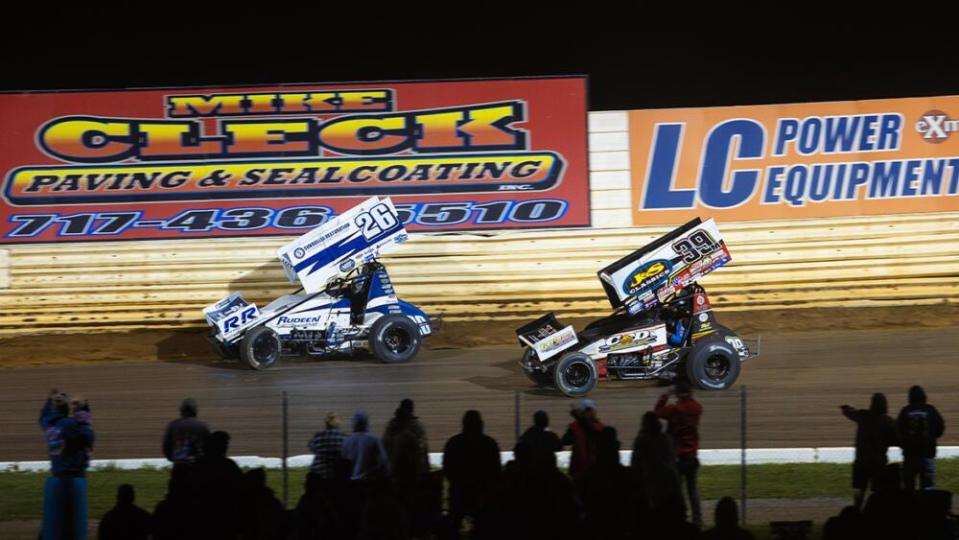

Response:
(600, 330), (657, 353)
(624, 259), (672, 296)
(532, 325), (579, 361)
(216, 304), (261, 340)
(598, 325), (667, 354)
(692, 292), (713, 314)
(725, 335), (748, 356)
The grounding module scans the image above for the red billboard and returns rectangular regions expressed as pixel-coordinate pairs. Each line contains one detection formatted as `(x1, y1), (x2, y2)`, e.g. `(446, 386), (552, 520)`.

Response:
(0, 76), (589, 243)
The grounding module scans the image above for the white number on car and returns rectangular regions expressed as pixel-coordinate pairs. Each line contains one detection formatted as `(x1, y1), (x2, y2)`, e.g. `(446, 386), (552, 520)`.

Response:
(355, 203), (399, 240)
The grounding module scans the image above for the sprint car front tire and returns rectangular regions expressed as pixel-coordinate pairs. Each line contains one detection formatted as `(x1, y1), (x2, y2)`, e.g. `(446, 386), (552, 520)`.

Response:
(522, 349), (553, 387)
(685, 334), (741, 390)
(554, 352), (597, 397)
(239, 326), (281, 370)
(370, 314), (422, 364)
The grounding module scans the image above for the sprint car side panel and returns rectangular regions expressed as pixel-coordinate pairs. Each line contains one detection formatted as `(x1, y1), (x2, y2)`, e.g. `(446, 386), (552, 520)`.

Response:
(264, 294), (350, 337)
(365, 300), (433, 336)
(577, 323), (668, 357)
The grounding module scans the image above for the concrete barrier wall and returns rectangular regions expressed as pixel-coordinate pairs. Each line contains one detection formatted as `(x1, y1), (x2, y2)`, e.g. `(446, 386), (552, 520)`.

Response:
(5, 446), (957, 471)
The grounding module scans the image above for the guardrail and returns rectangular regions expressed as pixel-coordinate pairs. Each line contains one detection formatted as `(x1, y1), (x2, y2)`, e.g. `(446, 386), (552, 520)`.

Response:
(4, 446), (956, 472)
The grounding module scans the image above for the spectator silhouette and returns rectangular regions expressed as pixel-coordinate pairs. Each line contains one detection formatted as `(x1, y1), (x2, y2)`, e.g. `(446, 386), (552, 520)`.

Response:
(340, 411), (390, 539)
(97, 484), (152, 540)
(341, 410), (389, 481)
(915, 489), (955, 540)
(840, 392), (898, 508)
(196, 430), (243, 540)
(645, 501), (702, 540)
(656, 380), (705, 526)
(240, 467), (288, 540)
(862, 463), (914, 540)
(162, 398), (210, 464)
(473, 440), (577, 540)
(822, 505), (865, 540)
(307, 411), (347, 481)
(518, 410), (562, 472)
(383, 399), (427, 490)
(581, 427), (635, 540)
(383, 399), (429, 473)
(442, 409), (501, 535)
(293, 473), (341, 540)
(39, 389), (95, 540)
(701, 496), (754, 540)
(561, 399), (604, 487)
(896, 385), (945, 491)
(631, 411), (683, 514)
(153, 464), (203, 540)
(382, 399), (432, 536)
(357, 475), (410, 540)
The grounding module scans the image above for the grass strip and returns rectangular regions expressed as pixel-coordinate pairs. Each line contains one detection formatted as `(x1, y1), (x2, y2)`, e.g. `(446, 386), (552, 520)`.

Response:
(2, 459), (957, 522)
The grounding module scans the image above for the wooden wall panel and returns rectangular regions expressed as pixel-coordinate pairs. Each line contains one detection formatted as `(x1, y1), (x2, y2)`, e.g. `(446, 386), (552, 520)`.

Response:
(2, 211), (957, 333)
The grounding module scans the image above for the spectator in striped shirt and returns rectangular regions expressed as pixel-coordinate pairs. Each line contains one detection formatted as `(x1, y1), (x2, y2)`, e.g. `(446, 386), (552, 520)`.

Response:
(308, 412), (347, 480)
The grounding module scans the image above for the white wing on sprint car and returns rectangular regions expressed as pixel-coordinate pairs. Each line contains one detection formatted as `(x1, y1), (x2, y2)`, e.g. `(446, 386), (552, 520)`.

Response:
(598, 218), (732, 316)
(516, 313), (579, 361)
(277, 197), (408, 294)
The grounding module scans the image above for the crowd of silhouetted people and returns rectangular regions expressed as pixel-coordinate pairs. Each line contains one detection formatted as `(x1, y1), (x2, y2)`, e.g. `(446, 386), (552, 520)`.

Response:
(822, 385), (954, 539)
(38, 383), (956, 539)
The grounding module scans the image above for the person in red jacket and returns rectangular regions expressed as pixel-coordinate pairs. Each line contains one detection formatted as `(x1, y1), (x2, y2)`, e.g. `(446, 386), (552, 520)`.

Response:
(655, 381), (704, 527)
(561, 399), (605, 487)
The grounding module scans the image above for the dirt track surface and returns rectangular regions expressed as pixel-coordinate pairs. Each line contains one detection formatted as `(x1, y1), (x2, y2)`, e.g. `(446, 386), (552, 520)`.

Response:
(1, 324), (958, 461)
(3, 304), (959, 366)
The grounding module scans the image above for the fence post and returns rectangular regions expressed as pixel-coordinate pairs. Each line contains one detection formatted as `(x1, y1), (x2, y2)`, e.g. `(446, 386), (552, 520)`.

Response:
(514, 390), (521, 443)
(740, 384), (747, 526)
(282, 391), (289, 509)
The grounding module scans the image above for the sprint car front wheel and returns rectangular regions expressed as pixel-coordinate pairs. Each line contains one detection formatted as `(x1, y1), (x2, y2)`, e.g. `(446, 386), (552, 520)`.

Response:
(370, 314), (422, 364)
(554, 352), (597, 397)
(522, 349), (553, 387)
(685, 334), (741, 390)
(240, 326), (281, 370)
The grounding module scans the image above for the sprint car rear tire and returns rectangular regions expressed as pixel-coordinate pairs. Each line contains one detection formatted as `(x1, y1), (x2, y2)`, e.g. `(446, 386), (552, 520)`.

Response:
(370, 314), (422, 364)
(554, 352), (597, 397)
(240, 326), (281, 370)
(685, 334), (741, 390)
(522, 349), (553, 387)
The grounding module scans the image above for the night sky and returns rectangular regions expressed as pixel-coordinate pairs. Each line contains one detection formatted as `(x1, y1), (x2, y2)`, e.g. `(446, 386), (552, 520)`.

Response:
(2, 6), (955, 111)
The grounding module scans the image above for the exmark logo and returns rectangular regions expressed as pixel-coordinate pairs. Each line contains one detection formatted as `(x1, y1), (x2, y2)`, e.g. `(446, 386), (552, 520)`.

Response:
(915, 110), (959, 143)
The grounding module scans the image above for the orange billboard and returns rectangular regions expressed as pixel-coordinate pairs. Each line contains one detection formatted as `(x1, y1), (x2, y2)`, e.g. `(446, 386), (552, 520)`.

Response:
(629, 96), (959, 224)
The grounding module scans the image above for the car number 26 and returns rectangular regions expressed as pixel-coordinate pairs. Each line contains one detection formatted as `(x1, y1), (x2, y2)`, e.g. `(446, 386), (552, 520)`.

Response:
(354, 203), (399, 240)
